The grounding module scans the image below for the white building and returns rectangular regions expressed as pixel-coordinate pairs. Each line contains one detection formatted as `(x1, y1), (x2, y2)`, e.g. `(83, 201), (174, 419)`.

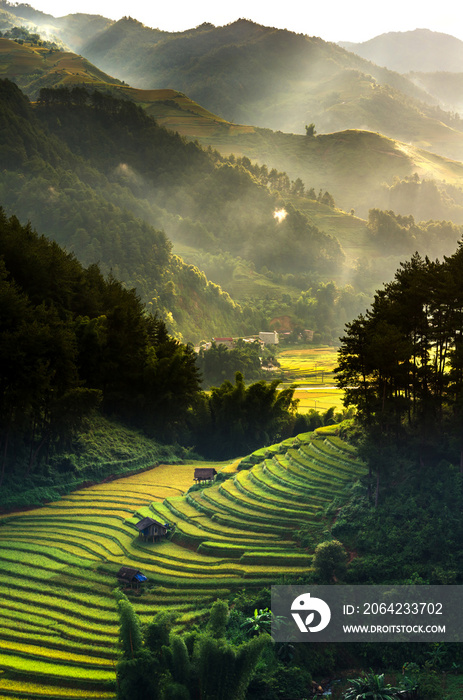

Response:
(259, 331), (279, 345)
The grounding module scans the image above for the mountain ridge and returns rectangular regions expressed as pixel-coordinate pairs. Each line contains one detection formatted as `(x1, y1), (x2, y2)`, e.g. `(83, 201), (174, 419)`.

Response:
(339, 28), (463, 74)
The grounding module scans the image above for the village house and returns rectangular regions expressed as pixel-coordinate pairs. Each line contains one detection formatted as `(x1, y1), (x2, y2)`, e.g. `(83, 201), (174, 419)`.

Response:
(194, 467), (217, 483)
(135, 517), (168, 542)
(117, 566), (148, 589)
(259, 331), (279, 345)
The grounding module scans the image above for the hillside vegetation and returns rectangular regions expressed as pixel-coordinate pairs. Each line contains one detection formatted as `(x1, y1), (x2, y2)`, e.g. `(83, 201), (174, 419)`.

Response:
(3, 76), (463, 346)
(0, 79), (252, 340)
(1, 79), (380, 342)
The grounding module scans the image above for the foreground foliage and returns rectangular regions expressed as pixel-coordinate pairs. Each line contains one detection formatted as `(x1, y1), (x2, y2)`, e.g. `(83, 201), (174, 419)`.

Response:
(115, 594), (270, 700)
(336, 241), (463, 504)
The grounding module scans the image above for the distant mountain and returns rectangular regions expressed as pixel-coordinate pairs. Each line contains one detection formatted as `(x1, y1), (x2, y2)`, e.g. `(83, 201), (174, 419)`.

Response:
(3, 10), (463, 160)
(74, 18), (463, 161)
(3, 34), (463, 222)
(339, 29), (463, 74)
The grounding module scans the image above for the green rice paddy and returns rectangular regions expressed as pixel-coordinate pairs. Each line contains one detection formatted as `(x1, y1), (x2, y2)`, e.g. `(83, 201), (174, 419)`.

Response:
(0, 434), (365, 698)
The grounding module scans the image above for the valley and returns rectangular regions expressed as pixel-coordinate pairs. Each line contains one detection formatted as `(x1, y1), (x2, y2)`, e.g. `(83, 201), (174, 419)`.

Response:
(1, 4), (463, 699)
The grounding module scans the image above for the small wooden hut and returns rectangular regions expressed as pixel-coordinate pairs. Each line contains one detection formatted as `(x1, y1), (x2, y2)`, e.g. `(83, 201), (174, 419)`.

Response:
(193, 467), (217, 483)
(117, 566), (148, 589)
(135, 517), (168, 542)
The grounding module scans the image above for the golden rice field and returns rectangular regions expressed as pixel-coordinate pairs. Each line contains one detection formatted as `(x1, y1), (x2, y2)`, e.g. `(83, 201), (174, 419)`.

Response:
(292, 386), (345, 413)
(0, 431), (366, 699)
(277, 346), (346, 413)
(278, 346), (339, 374)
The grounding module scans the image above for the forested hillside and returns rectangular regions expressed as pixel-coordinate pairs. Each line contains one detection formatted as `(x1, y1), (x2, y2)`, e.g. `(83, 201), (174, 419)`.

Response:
(0, 79), (246, 340)
(0, 209), (201, 482)
(4, 33), (463, 222)
(2, 79), (375, 342)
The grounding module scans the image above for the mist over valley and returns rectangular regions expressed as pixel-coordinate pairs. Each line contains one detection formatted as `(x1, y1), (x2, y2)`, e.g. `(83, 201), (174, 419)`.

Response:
(2, 4), (463, 344)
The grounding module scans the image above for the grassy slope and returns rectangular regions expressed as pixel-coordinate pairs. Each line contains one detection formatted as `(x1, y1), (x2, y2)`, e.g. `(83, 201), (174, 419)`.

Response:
(0, 428), (366, 698)
(0, 37), (123, 95)
(173, 125), (463, 218)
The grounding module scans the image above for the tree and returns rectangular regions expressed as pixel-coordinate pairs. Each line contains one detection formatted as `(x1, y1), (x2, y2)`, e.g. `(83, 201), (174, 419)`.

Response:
(114, 592), (160, 700)
(305, 123), (316, 137)
(115, 592), (143, 658)
(196, 372), (297, 458)
(194, 602), (270, 700)
(313, 540), (348, 583)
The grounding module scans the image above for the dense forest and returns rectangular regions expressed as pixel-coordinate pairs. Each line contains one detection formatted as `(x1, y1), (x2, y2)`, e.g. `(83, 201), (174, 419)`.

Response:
(0, 209), (199, 478)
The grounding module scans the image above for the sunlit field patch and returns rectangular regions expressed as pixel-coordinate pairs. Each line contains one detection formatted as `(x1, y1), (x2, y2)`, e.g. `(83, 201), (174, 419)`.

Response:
(278, 346), (339, 374)
(292, 386), (345, 412)
(276, 346), (346, 413)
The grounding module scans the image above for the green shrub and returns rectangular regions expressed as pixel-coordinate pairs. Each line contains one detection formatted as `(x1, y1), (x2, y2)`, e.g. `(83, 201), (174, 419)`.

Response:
(313, 540), (348, 583)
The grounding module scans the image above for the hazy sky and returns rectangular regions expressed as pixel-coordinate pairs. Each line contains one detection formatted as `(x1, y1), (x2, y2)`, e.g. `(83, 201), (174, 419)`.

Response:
(23, 0), (463, 44)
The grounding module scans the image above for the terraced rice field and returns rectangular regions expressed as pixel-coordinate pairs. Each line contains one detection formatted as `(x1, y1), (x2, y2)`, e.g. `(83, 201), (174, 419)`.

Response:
(0, 434), (366, 699)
